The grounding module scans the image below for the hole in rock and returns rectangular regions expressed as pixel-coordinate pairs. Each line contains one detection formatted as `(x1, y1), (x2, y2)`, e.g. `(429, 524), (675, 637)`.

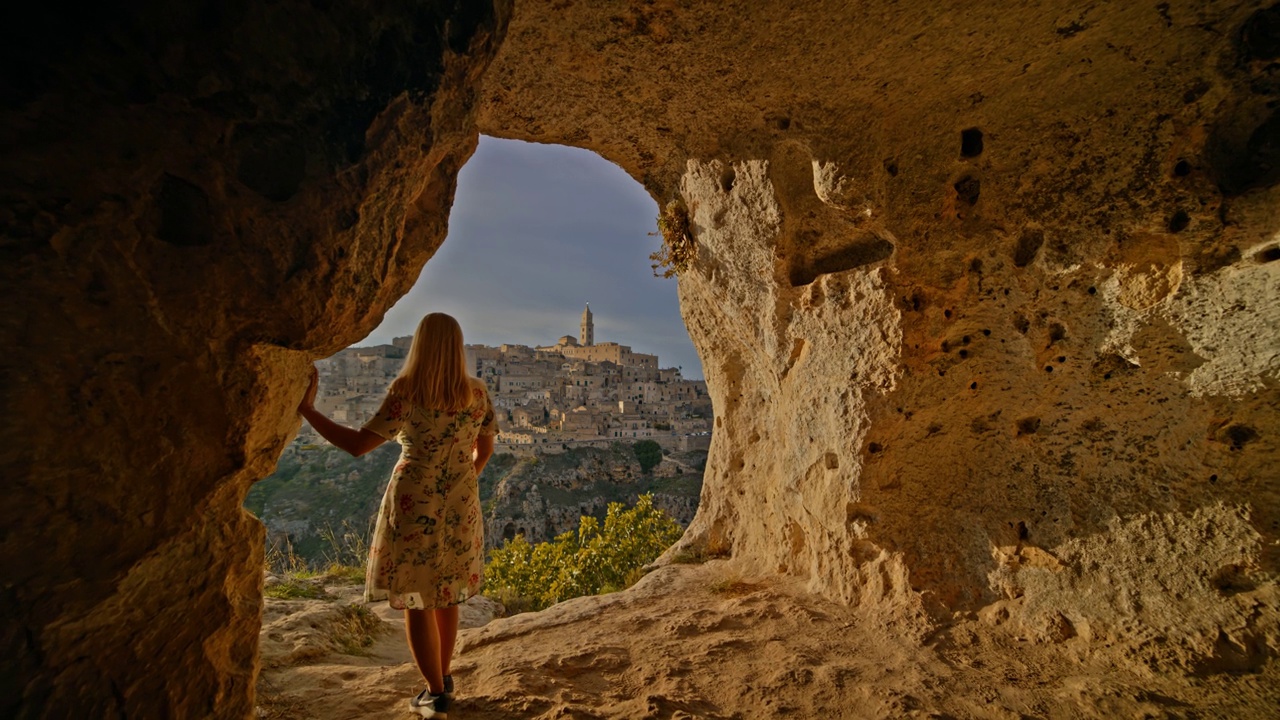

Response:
(250, 138), (712, 587)
(1240, 5), (1280, 61)
(1174, 159), (1192, 176)
(1013, 228), (1044, 267)
(954, 175), (981, 205)
(1168, 210), (1191, 233)
(1212, 108), (1280, 195)
(1221, 424), (1259, 449)
(960, 127), (984, 158)
(1257, 245), (1280, 263)
(789, 235), (895, 287)
(719, 166), (736, 193)
(1016, 417), (1041, 435)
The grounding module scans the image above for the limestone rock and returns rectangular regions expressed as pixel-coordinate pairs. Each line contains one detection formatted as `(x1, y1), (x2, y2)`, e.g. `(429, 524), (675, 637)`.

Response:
(0, 2), (507, 717)
(4, 0), (1280, 716)
(479, 0), (1280, 676)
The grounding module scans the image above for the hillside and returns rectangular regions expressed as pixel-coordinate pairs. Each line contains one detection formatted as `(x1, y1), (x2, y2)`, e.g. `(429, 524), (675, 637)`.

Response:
(247, 442), (705, 568)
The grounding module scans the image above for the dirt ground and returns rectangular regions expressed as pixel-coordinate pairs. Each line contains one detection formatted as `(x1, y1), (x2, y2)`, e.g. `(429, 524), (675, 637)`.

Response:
(256, 562), (1278, 719)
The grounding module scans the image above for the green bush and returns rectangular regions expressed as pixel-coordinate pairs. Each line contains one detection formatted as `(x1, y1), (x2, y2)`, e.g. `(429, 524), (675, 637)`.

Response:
(633, 440), (663, 474)
(484, 494), (682, 612)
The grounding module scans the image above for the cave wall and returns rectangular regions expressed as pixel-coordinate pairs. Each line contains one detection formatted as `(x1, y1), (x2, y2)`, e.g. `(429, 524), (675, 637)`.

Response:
(0, 1), (507, 716)
(479, 0), (1280, 668)
(3, 0), (1279, 716)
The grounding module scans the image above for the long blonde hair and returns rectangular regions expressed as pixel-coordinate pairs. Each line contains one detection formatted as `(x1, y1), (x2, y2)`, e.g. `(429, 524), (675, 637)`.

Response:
(389, 313), (473, 412)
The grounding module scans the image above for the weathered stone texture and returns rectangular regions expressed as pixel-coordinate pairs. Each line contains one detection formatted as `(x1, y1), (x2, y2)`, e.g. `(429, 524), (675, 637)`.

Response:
(480, 0), (1280, 669)
(1, 2), (506, 717)
(3, 0), (1279, 716)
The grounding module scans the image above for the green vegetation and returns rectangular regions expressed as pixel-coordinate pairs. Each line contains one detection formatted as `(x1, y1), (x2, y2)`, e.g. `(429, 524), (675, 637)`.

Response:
(247, 443), (399, 564)
(484, 494), (683, 613)
(633, 439), (663, 475)
(329, 604), (384, 656)
(263, 577), (328, 600)
(649, 198), (696, 278)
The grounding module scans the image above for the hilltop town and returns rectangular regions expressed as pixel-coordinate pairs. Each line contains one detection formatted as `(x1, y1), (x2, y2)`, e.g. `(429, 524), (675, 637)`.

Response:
(305, 306), (713, 454)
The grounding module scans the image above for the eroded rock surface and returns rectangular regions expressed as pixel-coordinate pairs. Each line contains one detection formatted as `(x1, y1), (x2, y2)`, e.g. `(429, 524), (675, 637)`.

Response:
(1, 2), (507, 717)
(4, 0), (1279, 716)
(479, 0), (1280, 678)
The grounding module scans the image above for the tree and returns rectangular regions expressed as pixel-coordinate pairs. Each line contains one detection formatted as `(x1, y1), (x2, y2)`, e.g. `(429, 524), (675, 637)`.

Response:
(484, 494), (683, 612)
(633, 439), (663, 474)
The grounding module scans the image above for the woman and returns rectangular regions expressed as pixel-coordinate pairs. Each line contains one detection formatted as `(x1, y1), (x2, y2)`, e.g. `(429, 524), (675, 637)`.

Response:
(298, 312), (497, 719)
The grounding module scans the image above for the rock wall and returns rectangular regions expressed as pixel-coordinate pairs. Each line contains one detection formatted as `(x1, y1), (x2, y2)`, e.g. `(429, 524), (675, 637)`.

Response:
(481, 446), (704, 550)
(0, 2), (507, 717)
(479, 0), (1280, 668)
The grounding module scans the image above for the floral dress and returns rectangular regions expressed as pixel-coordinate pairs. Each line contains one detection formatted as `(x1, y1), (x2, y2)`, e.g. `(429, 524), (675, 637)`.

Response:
(361, 378), (498, 609)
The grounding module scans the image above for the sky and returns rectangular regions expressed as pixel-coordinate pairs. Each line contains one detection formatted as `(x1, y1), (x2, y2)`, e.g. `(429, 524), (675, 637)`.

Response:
(357, 136), (705, 379)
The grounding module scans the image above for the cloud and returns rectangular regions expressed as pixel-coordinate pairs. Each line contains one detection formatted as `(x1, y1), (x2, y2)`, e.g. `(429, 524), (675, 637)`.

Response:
(359, 137), (705, 378)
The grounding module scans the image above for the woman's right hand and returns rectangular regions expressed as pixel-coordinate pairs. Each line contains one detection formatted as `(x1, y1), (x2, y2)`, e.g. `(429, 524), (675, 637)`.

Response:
(298, 366), (319, 413)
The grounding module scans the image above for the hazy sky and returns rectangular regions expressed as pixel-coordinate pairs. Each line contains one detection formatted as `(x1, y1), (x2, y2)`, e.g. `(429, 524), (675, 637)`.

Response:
(358, 136), (704, 378)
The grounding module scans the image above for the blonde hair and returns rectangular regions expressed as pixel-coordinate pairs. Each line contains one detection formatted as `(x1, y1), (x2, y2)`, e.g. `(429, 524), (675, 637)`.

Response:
(389, 313), (473, 412)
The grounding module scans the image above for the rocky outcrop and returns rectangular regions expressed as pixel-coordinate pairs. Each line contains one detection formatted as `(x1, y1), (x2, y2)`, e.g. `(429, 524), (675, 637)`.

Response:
(482, 446), (704, 550)
(4, 0), (1279, 716)
(0, 2), (507, 717)
(478, 0), (1280, 673)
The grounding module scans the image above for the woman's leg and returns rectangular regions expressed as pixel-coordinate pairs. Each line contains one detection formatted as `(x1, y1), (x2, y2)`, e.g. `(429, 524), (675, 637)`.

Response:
(433, 605), (460, 676)
(404, 608), (445, 694)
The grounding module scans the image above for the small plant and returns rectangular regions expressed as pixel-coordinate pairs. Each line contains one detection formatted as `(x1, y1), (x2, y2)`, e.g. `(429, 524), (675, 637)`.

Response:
(328, 603), (384, 656)
(263, 577), (328, 600)
(265, 534), (311, 576)
(650, 199), (696, 278)
(316, 520), (372, 583)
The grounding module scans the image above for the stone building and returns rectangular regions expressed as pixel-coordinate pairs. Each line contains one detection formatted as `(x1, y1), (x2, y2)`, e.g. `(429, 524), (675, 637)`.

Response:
(307, 307), (712, 453)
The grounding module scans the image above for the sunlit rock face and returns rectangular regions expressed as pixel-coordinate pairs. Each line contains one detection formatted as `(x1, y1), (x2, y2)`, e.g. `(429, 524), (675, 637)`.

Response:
(0, 2), (506, 716)
(4, 0), (1278, 715)
(480, 0), (1280, 667)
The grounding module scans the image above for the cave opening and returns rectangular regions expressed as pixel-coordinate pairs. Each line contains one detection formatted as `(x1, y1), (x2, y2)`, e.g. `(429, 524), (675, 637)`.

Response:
(250, 135), (711, 593)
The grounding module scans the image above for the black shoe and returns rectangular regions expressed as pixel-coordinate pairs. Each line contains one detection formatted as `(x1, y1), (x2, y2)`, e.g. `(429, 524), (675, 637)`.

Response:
(409, 689), (450, 718)
(443, 674), (454, 695)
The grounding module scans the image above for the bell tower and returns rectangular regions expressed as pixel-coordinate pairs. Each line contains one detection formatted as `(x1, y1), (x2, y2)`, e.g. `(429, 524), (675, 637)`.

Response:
(580, 303), (594, 346)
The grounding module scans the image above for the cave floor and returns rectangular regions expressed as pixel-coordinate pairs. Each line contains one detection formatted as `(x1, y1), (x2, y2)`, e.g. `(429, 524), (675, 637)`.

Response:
(257, 563), (1278, 719)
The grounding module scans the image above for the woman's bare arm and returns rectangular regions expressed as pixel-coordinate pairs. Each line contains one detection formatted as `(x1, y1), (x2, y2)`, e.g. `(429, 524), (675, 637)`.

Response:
(297, 366), (386, 458)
